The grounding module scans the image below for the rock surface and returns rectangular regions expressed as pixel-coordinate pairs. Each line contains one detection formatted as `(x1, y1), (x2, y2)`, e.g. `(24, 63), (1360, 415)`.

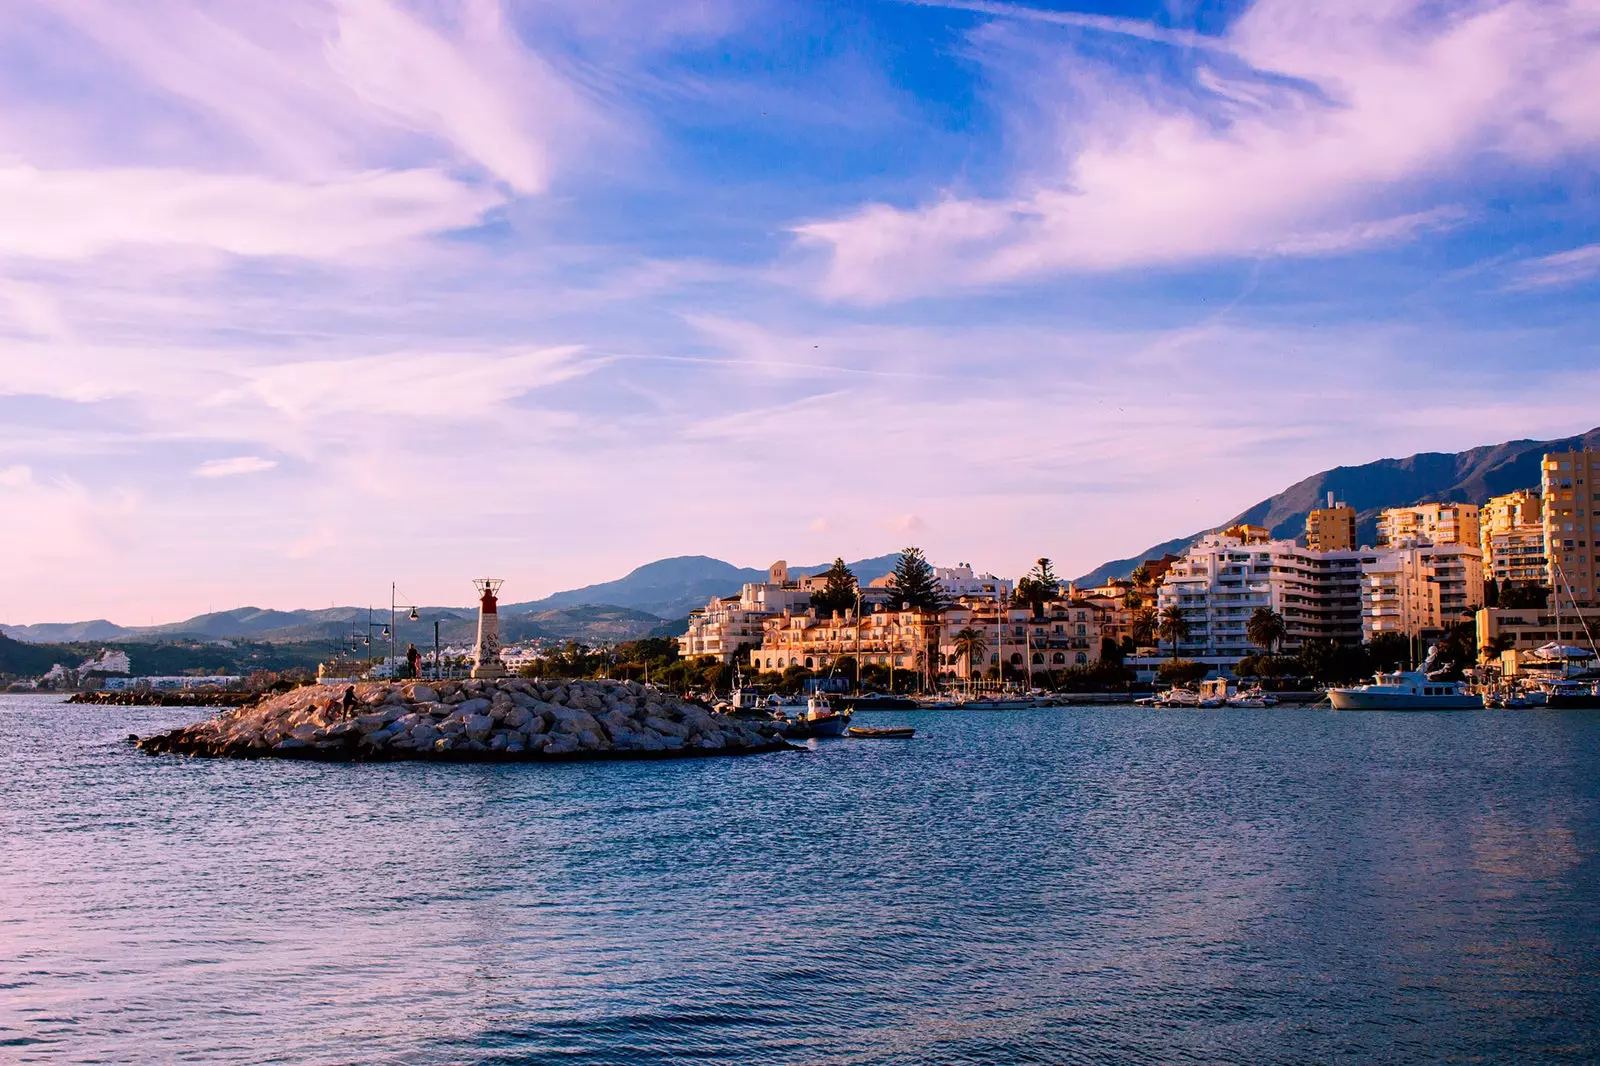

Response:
(135, 679), (791, 763)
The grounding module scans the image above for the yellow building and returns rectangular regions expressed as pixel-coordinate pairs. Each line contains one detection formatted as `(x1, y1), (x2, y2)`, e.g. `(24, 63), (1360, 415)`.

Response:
(1480, 488), (1546, 586)
(1543, 450), (1600, 606)
(1305, 495), (1357, 552)
(1219, 523), (1272, 544)
(1376, 502), (1480, 549)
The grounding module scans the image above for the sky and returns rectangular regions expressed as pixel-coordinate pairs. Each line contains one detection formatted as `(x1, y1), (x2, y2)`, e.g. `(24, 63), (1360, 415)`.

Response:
(2, 0), (1599, 624)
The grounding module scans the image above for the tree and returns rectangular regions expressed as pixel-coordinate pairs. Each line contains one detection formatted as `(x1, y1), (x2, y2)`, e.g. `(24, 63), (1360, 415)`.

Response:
(1013, 558), (1061, 616)
(1499, 582), (1549, 609)
(952, 627), (989, 676)
(1245, 607), (1287, 656)
(1157, 659), (1209, 686)
(1366, 631), (1409, 671)
(1130, 564), (1152, 586)
(1131, 606), (1158, 647)
(1156, 606), (1190, 658)
(887, 546), (948, 612)
(809, 557), (859, 617)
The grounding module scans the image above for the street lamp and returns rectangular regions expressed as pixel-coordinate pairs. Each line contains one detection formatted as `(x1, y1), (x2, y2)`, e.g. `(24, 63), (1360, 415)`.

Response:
(389, 582), (423, 680)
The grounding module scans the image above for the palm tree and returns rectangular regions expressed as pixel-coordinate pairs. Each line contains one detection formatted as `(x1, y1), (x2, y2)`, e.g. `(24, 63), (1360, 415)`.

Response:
(1246, 607), (1287, 657)
(1156, 606), (1190, 659)
(952, 626), (989, 679)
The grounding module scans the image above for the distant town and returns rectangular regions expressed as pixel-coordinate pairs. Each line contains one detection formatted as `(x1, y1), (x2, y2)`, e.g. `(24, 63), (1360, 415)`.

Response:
(10, 446), (1591, 700)
(671, 446), (1591, 692)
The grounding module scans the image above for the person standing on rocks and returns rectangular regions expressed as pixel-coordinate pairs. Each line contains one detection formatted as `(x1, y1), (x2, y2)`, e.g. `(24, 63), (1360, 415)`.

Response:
(341, 686), (358, 718)
(406, 643), (421, 679)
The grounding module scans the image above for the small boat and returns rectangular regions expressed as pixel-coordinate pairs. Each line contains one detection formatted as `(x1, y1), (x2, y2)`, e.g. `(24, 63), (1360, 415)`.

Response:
(1327, 670), (1482, 710)
(780, 694), (852, 738)
(728, 686), (775, 719)
(846, 725), (915, 739)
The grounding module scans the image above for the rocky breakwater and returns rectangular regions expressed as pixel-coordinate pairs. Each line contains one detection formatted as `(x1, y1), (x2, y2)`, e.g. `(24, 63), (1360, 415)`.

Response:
(135, 678), (791, 762)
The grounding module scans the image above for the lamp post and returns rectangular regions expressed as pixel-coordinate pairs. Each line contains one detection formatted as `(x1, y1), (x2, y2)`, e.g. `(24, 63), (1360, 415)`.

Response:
(389, 582), (422, 680)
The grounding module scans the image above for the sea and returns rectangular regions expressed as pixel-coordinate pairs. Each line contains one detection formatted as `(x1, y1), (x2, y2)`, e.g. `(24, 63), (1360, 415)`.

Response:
(3, 693), (1599, 1064)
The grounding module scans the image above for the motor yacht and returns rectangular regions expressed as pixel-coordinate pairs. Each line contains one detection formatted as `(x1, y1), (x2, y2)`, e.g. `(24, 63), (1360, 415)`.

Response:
(1327, 671), (1482, 710)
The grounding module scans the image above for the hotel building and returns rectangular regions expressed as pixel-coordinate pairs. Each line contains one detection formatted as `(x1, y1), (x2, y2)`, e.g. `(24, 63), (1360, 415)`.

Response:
(1376, 502), (1480, 549)
(1543, 450), (1600, 606)
(1155, 531), (1367, 661)
(1480, 488), (1546, 586)
(1305, 495), (1357, 552)
(679, 561), (811, 662)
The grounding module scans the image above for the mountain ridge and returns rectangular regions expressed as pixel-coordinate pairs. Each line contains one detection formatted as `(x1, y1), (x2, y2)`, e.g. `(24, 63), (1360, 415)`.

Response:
(1073, 426), (1600, 586)
(2, 554), (901, 646)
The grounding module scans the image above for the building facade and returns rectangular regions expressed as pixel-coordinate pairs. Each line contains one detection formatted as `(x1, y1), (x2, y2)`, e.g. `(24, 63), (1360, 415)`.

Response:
(1305, 496), (1357, 552)
(1481, 488), (1546, 586)
(680, 561), (811, 662)
(1156, 533), (1367, 660)
(1376, 502), (1480, 549)
(1543, 450), (1599, 607)
(1359, 541), (1484, 640)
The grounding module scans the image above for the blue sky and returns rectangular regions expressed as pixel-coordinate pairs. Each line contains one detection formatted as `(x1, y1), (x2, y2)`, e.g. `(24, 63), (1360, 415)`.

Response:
(2, 0), (1598, 623)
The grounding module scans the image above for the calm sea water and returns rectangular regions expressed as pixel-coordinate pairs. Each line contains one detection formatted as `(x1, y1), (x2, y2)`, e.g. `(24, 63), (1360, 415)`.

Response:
(4, 693), (1600, 1064)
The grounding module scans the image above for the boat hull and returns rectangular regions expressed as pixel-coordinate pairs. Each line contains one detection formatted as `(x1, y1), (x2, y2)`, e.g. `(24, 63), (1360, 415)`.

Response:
(1545, 693), (1600, 709)
(1328, 690), (1482, 711)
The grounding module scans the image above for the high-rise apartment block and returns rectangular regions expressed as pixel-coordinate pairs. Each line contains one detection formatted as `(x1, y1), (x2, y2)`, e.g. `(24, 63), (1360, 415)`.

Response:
(1543, 450), (1600, 606)
(1480, 488), (1546, 586)
(1376, 502), (1480, 549)
(1305, 492), (1357, 552)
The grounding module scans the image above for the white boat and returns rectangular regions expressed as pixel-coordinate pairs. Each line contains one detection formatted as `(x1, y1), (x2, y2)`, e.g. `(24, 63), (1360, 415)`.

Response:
(1327, 670), (1482, 710)
(1156, 688), (1200, 708)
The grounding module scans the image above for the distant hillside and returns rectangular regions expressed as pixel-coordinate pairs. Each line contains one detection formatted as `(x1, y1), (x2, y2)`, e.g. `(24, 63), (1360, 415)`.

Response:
(502, 553), (901, 620)
(1075, 426), (1600, 586)
(2, 552), (898, 648)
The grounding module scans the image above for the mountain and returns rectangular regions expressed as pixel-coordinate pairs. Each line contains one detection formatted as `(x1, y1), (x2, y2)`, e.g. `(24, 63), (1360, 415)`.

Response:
(1074, 426), (1600, 586)
(501, 553), (901, 620)
(2, 553), (901, 647)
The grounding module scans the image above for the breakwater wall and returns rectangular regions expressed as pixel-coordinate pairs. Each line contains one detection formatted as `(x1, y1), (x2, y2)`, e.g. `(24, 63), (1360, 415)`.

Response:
(135, 677), (790, 762)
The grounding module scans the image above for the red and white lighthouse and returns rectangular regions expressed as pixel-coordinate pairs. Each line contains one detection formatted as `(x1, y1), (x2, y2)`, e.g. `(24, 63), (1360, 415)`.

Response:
(471, 578), (507, 679)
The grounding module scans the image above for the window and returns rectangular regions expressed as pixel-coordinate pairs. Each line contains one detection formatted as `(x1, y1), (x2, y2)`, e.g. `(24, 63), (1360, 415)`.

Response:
(1076, 652), (1088, 665)
(1052, 652), (1066, 665)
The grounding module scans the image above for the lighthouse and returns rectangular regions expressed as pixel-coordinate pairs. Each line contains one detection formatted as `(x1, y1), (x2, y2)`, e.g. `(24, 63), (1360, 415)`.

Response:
(471, 578), (507, 679)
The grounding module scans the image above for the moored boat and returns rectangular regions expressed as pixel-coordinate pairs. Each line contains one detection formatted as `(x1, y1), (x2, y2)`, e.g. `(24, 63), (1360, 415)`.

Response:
(780, 694), (852, 738)
(1327, 671), (1482, 710)
(846, 725), (915, 739)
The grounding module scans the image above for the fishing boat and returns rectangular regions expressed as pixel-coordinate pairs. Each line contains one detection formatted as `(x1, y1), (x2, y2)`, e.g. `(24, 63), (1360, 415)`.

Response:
(727, 685), (773, 719)
(846, 725), (915, 739)
(780, 694), (852, 738)
(1327, 670), (1482, 710)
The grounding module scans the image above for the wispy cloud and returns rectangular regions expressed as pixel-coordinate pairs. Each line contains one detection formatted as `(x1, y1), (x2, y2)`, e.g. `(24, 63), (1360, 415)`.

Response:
(1505, 243), (1600, 291)
(193, 456), (277, 479)
(890, 0), (1223, 51)
(798, 0), (1600, 301)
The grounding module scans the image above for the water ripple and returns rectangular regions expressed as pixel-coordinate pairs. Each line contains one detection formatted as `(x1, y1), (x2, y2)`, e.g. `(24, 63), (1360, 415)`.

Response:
(3, 696), (1600, 1063)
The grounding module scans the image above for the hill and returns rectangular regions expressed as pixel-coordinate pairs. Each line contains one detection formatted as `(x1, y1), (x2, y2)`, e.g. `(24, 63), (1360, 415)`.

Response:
(501, 553), (901, 620)
(1075, 426), (1600, 585)
(1, 554), (900, 649)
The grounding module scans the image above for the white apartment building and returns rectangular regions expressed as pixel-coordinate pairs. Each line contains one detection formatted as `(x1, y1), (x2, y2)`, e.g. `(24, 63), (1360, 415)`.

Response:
(865, 563), (1012, 602)
(1360, 540), (1484, 641)
(1157, 530), (1481, 662)
(680, 561), (811, 662)
(1156, 533), (1367, 660)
